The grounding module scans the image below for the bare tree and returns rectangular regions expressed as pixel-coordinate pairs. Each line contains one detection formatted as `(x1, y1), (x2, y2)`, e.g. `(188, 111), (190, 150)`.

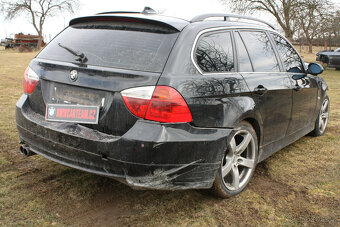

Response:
(296, 0), (332, 53)
(318, 12), (333, 50)
(220, 0), (300, 41)
(0, 0), (79, 48)
(329, 10), (340, 48)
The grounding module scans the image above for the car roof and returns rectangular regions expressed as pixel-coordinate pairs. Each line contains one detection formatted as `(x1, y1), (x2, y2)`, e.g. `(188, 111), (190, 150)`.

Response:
(69, 13), (276, 32)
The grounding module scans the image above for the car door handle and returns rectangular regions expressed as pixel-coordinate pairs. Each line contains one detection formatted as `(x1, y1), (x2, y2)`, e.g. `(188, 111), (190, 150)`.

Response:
(254, 85), (268, 95)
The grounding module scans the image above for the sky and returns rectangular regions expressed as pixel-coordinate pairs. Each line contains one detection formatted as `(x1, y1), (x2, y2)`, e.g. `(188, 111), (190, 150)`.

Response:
(0, 0), (248, 41)
(1, 0), (340, 41)
(0, 0), (231, 41)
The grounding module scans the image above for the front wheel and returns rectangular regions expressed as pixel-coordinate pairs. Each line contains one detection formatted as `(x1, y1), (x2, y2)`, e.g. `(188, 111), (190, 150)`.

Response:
(211, 121), (258, 198)
(311, 96), (330, 137)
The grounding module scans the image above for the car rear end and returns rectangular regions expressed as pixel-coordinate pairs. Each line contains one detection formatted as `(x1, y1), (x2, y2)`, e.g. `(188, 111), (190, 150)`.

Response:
(15, 15), (231, 189)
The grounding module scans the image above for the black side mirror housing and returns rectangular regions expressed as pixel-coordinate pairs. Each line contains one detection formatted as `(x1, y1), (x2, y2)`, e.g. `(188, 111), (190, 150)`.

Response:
(307, 63), (323, 75)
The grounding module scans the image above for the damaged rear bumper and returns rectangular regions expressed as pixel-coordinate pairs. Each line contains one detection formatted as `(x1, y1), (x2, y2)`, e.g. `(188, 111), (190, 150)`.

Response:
(16, 94), (233, 190)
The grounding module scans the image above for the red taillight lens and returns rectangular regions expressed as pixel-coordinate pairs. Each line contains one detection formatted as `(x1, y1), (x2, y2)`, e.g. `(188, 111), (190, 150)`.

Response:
(145, 86), (192, 123)
(121, 86), (192, 123)
(121, 86), (155, 119)
(23, 66), (39, 94)
(122, 96), (150, 118)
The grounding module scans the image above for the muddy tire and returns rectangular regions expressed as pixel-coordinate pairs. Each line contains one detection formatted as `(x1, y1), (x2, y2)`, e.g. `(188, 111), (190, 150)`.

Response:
(211, 121), (258, 198)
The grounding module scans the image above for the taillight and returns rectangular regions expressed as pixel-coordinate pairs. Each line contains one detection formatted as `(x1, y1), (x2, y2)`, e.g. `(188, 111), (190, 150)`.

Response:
(121, 86), (192, 123)
(121, 86), (154, 118)
(23, 66), (39, 94)
(145, 86), (192, 123)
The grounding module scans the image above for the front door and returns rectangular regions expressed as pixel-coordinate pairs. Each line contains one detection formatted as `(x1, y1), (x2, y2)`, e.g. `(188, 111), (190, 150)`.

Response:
(270, 33), (318, 135)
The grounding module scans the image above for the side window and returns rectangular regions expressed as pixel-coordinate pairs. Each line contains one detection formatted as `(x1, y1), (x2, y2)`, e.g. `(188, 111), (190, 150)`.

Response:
(234, 32), (253, 72)
(195, 31), (234, 73)
(240, 31), (280, 72)
(271, 33), (304, 73)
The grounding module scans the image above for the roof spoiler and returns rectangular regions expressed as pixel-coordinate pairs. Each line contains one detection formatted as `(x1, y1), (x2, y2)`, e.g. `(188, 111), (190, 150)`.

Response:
(191, 13), (276, 30)
(69, 8), (185, 32)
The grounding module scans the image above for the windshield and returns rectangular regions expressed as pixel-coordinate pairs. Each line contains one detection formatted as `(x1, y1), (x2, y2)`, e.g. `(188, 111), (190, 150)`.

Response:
(37, 21), (179, 72)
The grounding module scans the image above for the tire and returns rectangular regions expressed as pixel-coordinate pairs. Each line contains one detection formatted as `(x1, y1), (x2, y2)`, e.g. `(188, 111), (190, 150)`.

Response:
(311, 96), (330, 137)
(211, 121), (258, 198)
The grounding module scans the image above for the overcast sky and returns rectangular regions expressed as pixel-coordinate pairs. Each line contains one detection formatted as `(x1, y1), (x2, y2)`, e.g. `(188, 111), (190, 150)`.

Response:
(1, 0), (340, 41)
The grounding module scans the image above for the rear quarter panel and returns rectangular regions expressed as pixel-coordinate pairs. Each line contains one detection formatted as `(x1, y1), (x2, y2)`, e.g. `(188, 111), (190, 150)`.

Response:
(158, 24), (263, 130)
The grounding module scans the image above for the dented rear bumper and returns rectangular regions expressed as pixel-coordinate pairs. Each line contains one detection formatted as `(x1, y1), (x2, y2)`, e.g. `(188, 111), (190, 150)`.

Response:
(16, 94), (232, 190)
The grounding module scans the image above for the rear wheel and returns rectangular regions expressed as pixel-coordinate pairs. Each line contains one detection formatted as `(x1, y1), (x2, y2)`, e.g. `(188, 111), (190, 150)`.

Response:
(311, 96), (329, 137)
(212, 121), (258, 198)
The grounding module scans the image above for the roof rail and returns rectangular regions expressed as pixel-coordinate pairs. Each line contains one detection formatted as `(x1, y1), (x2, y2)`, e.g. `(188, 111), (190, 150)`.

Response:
(191, 13), (276, 30)
(97, 7), (156, 15)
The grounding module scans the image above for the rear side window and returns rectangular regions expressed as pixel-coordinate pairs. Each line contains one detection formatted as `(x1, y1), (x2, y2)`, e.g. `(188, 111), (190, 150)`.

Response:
(240, 31), (280, 72)
(234, 32), (253, 72)
(195, 31), (234, 73)
(271, 33), (304, 73)
(37, 22), (179, 73)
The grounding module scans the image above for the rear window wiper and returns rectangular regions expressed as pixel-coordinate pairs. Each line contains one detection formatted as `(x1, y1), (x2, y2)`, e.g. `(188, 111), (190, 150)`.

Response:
(58, 43), (88, 63)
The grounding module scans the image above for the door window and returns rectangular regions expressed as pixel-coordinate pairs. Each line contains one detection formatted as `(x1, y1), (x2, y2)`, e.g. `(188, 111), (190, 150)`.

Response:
(240, 31), (280, 72)
(271, 33), (304, 73)
(195, 31), (234, 73)
(234, 32), (253, 72)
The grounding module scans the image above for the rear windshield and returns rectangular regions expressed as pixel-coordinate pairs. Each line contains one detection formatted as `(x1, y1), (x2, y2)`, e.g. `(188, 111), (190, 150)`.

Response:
(37, 21), (179, 72)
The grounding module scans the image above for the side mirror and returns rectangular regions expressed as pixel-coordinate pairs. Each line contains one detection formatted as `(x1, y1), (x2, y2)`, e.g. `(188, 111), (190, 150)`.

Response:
(307, 63), (323, 75)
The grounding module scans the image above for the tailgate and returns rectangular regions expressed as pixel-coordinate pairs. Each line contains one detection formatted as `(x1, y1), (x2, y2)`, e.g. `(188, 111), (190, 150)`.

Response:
(28, 59), (161, 136)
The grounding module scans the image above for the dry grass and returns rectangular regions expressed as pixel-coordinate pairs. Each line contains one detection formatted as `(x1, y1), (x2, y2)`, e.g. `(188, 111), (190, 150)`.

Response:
(0, 49), (339, 226)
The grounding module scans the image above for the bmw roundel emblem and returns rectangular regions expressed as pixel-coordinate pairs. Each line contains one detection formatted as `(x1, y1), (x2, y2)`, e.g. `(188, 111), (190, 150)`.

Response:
(70, 70), (78, 82)
(48, 107), (56, 117)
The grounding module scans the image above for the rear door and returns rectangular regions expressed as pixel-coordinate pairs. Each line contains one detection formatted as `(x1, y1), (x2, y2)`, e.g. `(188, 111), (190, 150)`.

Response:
(270, 33), (318, 135)
(235, 30), (292, 147)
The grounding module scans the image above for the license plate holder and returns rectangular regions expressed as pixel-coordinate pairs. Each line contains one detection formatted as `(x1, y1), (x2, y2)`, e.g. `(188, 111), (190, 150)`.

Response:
(45, 104), (99, 124)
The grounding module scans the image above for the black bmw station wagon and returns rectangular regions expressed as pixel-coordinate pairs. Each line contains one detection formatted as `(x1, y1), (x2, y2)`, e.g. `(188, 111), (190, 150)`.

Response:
(16, 9), (329, 198)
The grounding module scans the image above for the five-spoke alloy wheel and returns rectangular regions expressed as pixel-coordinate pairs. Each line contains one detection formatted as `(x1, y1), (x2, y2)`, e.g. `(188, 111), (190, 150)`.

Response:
(212, 121), (258, 198)
(312, 96), (330, 137)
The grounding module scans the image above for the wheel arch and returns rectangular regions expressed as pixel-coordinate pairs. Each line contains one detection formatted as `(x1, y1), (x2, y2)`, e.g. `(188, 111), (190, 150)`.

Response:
(241, 117), (262, 151)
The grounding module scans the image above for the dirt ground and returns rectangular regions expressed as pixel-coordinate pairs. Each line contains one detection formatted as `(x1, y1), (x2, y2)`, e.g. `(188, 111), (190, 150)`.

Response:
(0, 48), (339, 226)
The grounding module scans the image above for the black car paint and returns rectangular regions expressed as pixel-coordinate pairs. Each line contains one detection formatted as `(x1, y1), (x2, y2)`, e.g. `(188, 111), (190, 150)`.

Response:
(17, 94), (232, 189)
(15, 14), (328, 190)
(316, 48), (340, 69)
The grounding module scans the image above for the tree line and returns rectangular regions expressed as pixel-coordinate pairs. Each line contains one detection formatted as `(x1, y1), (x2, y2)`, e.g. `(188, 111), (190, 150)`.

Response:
(221, 0), (340, 53)
(0, 0), (78, 48)
(0, 0), (339, 53)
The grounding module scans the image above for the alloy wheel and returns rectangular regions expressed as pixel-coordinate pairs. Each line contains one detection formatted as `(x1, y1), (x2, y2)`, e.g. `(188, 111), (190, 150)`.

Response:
(319, 99), (329, 134)
(221, 130), (256, 191)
